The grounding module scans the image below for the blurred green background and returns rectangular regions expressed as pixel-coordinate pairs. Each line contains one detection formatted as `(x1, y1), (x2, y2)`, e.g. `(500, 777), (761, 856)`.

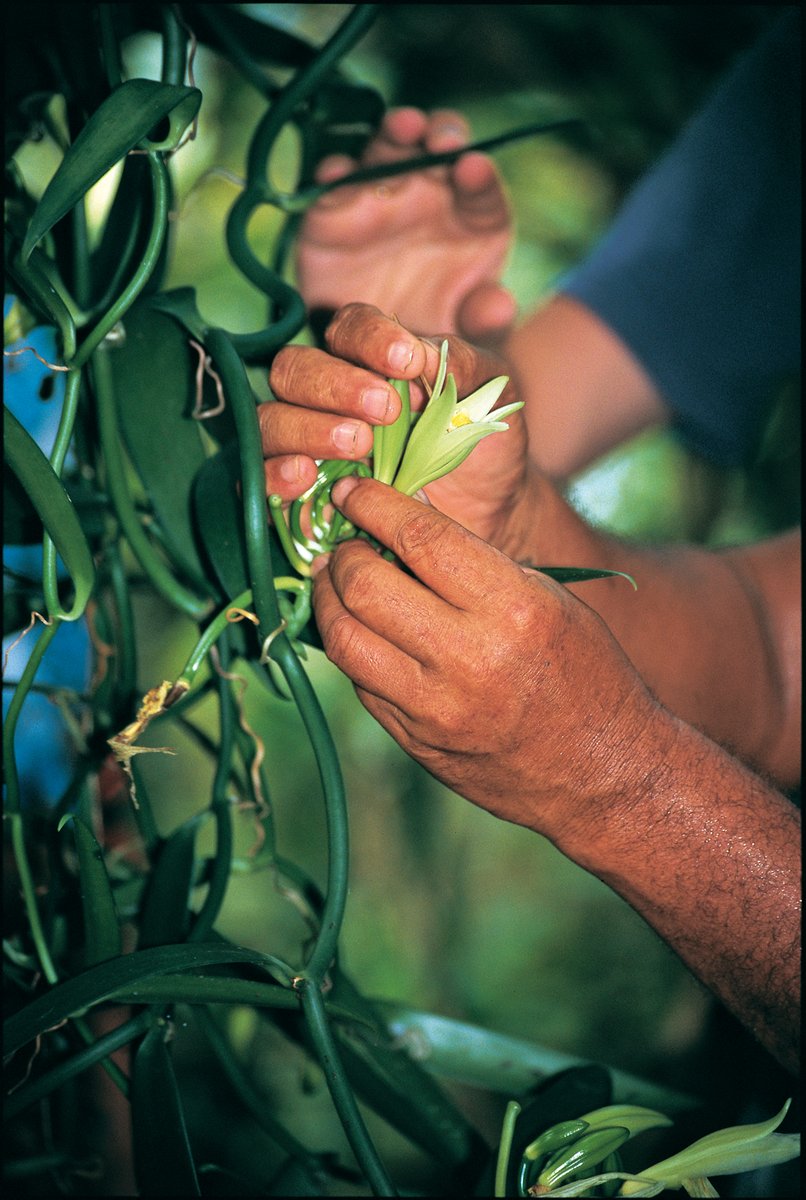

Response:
(17, 5), (797, 1190)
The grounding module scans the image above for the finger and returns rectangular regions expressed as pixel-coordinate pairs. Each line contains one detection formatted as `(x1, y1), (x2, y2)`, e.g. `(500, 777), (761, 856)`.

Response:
(269, 344), (402, 423)
(312, 558), (425, 711)
(417, 333), (517, 408)
(359, 108), (431, 194)
(325, 304), (429, 380)
(263, 453), (319, 502)
(330, 476), (522, 610)
(310, 153), (362, 207)
(324, 537), (458, 666)
(423, 109), (471, 153)
(379, 106), (430, 148)
(258, 400), (374, 464)
(457, 283), (518, 345)
(451, 152), (510, 230)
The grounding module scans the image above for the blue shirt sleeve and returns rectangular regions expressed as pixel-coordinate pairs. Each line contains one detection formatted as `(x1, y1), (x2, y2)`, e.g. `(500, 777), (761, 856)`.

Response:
(559, 9), (801, 466)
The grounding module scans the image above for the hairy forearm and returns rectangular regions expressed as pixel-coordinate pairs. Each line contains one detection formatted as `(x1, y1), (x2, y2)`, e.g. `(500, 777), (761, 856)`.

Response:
(500, 477), (801, 788)
(555, 712), (801, 1074)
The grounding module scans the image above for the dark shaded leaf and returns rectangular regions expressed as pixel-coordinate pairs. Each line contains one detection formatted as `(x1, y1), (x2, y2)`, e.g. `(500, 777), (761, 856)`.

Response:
(192, 442), (322, 649)
(3, 467), (43, 545)
(137, 813), (207, 950)
(4, 410), (95, 620)
(59, 810), (122, 966)
(4, 3), (109, 157)
(528, 566), (638, 589)
(132, 1020), (200, 1196)
(108, 298), (221, 589)
(190, 3), (318, 71)
(474, 1066), (613, 1197)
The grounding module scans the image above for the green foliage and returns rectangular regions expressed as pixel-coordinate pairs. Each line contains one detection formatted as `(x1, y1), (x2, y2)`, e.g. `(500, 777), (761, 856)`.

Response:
(3, 5), (797, 1197)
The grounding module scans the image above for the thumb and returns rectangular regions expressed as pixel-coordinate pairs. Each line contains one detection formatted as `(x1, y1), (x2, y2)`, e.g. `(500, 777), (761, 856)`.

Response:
(457, 282), (517, 348)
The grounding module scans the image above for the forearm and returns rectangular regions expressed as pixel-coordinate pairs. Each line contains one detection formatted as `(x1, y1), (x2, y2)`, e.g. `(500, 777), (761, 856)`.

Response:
(502, 294), (670, 480)
(500, 478), (801, 787)
(555, 711), (801, 1074)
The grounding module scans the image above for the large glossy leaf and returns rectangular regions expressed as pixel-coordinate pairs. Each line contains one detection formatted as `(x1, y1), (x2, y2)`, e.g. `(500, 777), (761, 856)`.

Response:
(132, 1021), (200, 1196)
(4, 410), (95, 620)
(108, 298), (221, 590)
(3, 467), (42, 545)
(192, 442), (322, 648)
(475, 1066), (614, 1197)
(379, 1005), (696, 1113)
(298, 969), (483, 1172)
(21, 79), (201, 263)
(4, 943), (294, 1056)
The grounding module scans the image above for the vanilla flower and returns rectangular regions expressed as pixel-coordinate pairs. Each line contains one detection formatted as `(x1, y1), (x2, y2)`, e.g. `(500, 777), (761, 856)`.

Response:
(375, 340), (523, 496)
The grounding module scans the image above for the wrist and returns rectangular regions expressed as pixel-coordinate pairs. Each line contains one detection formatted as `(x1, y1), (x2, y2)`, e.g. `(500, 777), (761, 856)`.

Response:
(546, 693), (686, 872)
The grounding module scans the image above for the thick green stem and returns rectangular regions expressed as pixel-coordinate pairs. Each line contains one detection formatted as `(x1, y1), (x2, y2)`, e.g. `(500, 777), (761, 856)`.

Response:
(298, 979), (396, 1197)
(207, 329), (349, 985)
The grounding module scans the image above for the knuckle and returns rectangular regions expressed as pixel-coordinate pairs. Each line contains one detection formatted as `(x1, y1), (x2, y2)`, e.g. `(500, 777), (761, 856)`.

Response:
(338, 553), (380, 611)
(505, 590), (537, 638)
(322, 610), (361, 663)
(326, 302), (381, 354)
(395, 508), (452, 565)
(268, 346), (303, 400)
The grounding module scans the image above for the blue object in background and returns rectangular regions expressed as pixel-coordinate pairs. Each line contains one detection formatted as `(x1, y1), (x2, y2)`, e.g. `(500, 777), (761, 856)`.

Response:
(4, 295), (92, 811)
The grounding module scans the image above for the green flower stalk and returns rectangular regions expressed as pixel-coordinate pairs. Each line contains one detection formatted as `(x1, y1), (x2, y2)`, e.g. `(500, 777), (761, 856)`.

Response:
(271, 343), (635, 594)
(387, 339), (522, 496)
(526, 1099), (800, 1198)
(270, 342), (520, 570)
(618, 1099), (800, 1197)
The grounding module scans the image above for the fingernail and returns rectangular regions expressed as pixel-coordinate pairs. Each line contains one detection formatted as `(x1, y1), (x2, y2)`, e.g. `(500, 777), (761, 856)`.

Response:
(311, 553), (330, 577)
(333, 421), (361, 453)
(279, 455), (302, 482)
(388, 339), (415, 373)
(361, 386), (393, 421)
(331, 476), (360, 507)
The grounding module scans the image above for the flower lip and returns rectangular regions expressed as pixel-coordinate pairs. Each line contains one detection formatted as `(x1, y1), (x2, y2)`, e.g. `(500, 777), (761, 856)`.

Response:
(386, 340), (522, 495)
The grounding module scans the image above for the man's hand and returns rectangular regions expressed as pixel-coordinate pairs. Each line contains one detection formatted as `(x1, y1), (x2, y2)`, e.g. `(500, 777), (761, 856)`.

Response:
(312, 477), (802, 1075)
(263, 304), (531, 548)
(311, 475), (663, 843)
(296, 107), (516, 342)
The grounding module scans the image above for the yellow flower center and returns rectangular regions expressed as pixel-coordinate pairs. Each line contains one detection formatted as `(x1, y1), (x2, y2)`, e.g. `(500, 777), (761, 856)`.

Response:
(450, 412), (473, 429)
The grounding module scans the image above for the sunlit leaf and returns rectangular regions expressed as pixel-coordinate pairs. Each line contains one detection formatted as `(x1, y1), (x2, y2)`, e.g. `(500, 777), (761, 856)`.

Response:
(21, 80), (201, 263)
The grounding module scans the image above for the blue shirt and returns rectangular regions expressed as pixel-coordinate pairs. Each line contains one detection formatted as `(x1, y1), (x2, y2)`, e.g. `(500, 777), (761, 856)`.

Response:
(560, 9), (801, 466)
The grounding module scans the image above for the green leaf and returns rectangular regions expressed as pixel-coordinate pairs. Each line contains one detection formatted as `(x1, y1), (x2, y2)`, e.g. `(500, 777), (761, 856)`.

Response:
(192, 443), (322, 649)
(137, 814), (207, 950)
(3, 465), (43, 545)
(322, 970), (484, 1170)
(527, 566), (638, 590)
(58, 810), (122, 966)
(107, 298), (221, 589)
(373, 378), (411, 484)
(4, 409), (95, 620)
(132, 1021), (200, 1196)
(21, 79), (202, 263)
(377, 1004), (697, 1113)
(4, 943), (295, 1057)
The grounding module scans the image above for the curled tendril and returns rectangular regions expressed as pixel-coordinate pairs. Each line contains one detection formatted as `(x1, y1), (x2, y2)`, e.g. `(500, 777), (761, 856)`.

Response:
(270, 459), (372, 576)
